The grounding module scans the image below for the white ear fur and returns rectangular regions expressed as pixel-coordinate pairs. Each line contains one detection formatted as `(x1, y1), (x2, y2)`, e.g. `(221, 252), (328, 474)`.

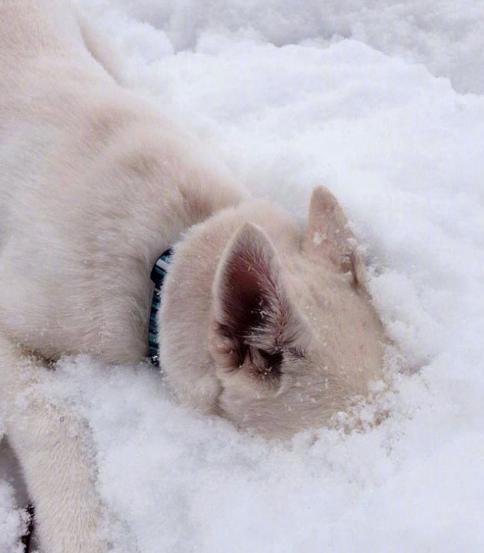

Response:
(209, 223), (297, 373)
(304, 186), (365, 286)
(212, 222), (283, 336)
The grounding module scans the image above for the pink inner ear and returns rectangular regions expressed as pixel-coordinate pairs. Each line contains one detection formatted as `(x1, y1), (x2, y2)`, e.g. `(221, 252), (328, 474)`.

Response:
(212, 223), (307, 374)
(212, 224), (292, 361)
(217, 233), (279, 344)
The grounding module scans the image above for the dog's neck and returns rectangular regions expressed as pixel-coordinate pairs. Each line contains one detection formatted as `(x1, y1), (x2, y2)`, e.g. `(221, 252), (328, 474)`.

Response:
(80, 130), (247, 365)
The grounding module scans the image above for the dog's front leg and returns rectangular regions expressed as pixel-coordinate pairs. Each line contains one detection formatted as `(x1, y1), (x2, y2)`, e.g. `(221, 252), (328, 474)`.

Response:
(0, 335), (108, 553)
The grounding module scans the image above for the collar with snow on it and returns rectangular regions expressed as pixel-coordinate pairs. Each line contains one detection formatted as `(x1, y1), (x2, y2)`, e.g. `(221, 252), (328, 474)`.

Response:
(148, 248), (173, 367)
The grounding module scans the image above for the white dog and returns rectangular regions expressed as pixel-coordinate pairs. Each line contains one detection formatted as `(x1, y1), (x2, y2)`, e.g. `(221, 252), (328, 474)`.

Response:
(0, 1), (387, 552)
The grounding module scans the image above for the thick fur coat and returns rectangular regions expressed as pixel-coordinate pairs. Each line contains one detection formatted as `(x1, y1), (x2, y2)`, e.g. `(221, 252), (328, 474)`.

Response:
(0, 2), (386, 552)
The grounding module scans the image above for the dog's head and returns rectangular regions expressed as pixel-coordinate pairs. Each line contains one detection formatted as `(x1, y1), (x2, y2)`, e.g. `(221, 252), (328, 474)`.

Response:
(161, 186), (386, 438)
(207, 187), (386, 437)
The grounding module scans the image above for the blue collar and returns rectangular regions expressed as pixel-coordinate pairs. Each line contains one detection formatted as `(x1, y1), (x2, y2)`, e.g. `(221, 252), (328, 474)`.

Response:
(148, 248), (173, 366)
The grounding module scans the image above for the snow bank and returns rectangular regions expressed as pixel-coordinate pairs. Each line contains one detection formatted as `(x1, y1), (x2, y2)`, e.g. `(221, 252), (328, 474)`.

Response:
(2, 1), (484, 551)
(97, 0), (484, 93)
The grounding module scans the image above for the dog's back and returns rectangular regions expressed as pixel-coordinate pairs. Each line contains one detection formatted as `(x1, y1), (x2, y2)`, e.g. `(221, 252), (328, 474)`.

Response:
(0, 0), (141, 358)
(0, 5), (243, 551)
(0, 0), (103, 94)
(0, 0), (118, 221)
(0, 0), (242, 363)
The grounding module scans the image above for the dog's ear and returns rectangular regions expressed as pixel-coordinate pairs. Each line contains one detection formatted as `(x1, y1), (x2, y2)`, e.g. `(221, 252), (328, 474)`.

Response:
(210, 223), (301, 381)
(304, 185), (365, 286)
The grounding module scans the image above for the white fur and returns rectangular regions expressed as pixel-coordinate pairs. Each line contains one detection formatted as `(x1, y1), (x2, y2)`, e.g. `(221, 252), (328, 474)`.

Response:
(0, 2), (386, 552)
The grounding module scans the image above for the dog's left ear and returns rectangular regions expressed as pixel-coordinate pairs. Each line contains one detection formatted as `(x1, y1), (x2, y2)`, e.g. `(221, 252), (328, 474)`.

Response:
(209, 223), (301, 379)
(304, 185), (365, 286)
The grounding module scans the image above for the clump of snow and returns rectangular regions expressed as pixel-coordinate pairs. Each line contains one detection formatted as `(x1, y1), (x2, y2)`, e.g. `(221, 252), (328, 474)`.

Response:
(3, 0), (484, 551)
(0, 483), (26, 553)
(0, 421), (27, 553)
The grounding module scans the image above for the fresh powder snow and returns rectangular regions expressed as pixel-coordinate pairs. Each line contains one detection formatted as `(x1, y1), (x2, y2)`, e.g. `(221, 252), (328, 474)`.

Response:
(1, 1), (484, 551)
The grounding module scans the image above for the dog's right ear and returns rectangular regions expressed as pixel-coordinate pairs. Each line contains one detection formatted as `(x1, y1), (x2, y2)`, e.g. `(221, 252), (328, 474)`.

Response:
(209, 223), (299, 381)
(304, 185), (365, 287)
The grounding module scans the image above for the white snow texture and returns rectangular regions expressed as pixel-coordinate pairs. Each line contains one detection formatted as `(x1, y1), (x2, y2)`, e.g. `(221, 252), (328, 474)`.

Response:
(1, 0), (484, 551)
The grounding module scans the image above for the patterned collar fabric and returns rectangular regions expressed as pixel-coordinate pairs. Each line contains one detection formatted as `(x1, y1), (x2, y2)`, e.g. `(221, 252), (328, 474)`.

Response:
(148, 249), (173, 366)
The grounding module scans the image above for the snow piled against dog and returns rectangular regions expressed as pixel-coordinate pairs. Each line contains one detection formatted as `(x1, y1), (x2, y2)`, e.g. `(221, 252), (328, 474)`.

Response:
(1, 0), (484, 551)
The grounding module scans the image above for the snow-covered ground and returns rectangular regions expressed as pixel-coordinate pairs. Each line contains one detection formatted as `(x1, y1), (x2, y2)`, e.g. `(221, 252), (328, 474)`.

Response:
(2, 0), (484, 551)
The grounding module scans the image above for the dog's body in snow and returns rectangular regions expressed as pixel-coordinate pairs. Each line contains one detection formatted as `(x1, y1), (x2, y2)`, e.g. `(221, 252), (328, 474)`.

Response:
(0, 1), (386, 552)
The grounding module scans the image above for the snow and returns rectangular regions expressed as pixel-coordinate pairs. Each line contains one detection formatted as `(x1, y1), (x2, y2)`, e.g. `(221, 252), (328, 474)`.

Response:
(0, 422), (26, 553)
(2, 0), (484, 551)
(0, 483), (25, 553)
(106, 0), (484, 94)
